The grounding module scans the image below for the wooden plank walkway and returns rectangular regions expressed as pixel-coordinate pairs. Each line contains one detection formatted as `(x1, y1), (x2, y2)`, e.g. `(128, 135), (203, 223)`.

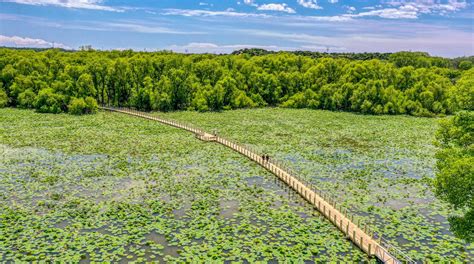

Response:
(100, 106), (415, 264)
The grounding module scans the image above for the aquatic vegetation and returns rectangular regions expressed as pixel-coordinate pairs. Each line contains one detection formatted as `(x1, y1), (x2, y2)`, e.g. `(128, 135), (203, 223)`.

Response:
(0, 108), (369, 262)
(161, 108), (474, 261)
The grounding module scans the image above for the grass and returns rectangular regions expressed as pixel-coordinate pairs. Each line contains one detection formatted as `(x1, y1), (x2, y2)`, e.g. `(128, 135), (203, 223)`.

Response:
(0, 108), (367, 262)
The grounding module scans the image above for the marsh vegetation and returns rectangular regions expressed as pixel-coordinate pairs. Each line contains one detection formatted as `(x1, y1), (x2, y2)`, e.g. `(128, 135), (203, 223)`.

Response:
(1, 108), (472, 262)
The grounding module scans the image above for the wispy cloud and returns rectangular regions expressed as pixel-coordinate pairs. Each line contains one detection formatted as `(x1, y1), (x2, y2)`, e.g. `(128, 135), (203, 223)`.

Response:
(297, 0), (322, 10)
(162, 8), (352, 22)
(355, 0), (469, 19)
(0, 34), (70, 49)
(1, 0), (121, 11)
(295, 15), (352, 22)
(162, 8), (270, 18)
(350, 5), (419, 19)
(257, 3), (296, 14)
(257, 3), (296, 13)
(386, 0), (468, 14)
(239, 24), (473, 57)
(0, 13), (203, 35)
(243, 0), (258, 7)
(99, 21), (203, 34)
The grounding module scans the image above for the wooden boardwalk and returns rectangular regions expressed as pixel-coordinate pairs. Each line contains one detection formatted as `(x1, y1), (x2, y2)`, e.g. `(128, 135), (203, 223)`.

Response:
(101, 106), (415, 264)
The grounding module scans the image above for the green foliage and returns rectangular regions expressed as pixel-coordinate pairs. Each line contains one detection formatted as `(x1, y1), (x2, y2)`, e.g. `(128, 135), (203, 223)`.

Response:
(0, 87), (7, 107)
(34, 88), (65, 113)
(0, 48), (469, 116)
(389, 52), (450, 68)
(459, 61), (473, 71)
(454, 68), (474, 110)
(68, 97), (87, 115)
(233, 90), (256, 108)
(281, 89), (319, 109)
(76, 73), (96, 98)
(68, 96), (98, 115)
(435, 111), (474, 242)
(18, 89), (36, 108)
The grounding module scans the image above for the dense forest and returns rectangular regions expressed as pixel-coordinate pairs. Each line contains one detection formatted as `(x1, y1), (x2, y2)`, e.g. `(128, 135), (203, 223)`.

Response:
(0, 48), (472, 116)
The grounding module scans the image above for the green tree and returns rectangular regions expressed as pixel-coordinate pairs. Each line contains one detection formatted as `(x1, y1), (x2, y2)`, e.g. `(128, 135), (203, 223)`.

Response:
(459, 60), (473, 70)
(233, 91), (255, 108)
(0, 47), (468, 117)
(68, 97), (88, 115)
(133, 76), (153, 111)
(0, 87), (7, 107)
(34, 88), (65, 113)
(454, 68), (474, 110)
(434, 111), (474, 242)
(207, 83), (225, 111)
(151, 76), (173, 111)
(18, 89), (36, 108)
(68, 97), (98, 115)
(76, 73), (96, 98)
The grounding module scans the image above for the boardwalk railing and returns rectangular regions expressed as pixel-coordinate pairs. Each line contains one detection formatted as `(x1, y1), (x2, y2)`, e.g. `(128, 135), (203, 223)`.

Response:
(100, 106), (415, 264)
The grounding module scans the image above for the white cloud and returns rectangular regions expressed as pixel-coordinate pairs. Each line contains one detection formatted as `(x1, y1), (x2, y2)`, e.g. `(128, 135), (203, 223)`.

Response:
(163, 8), (271, 18)
(296, 15), (352, 22)
(351, 5), (419, 19)
(386, 0), (468, 13)
(199, 2), (213, 6)
(1, 0), (120, 11)
(0, 35), (71, 49)
(356, 1), (469, 19)
(243, 0), (258, 7)
(241, 22), (474, 57)
(0, 14), (204, 35)
(297, 0), (322, 9)
(162, 8), (351, 22)
(328, 0), (338, 3)
(257, 3), (296, 13)
(100, 22), (203, 34)
(346, 6), (356, 13)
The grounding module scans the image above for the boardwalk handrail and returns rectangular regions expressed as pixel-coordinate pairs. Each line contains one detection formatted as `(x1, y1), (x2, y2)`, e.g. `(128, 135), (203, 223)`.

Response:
(100, 106), (415, 264)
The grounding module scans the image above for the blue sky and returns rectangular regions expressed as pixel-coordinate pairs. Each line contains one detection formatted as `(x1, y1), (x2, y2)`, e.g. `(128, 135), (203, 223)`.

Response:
(0, 0), (472, 57)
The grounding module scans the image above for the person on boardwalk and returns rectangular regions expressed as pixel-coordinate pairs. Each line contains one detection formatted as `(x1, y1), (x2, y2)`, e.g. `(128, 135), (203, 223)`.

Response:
(262, 154), (269, 163)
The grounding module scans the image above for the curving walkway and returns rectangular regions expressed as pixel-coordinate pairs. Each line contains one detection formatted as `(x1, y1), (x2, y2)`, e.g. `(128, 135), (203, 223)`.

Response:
(100, 106), (414, 264)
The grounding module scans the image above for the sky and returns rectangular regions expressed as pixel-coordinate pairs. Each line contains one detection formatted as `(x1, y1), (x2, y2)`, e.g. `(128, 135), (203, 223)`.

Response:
(0, 0), (472, 57)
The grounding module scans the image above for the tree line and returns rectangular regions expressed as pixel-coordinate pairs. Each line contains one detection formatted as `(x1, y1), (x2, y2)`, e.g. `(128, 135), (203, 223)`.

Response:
(0, 48), (472, 115)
